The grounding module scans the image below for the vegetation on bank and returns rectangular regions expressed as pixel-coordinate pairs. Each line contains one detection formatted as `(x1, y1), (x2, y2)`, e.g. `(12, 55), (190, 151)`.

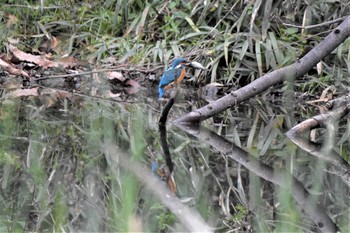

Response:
(1, 0), (349, 90)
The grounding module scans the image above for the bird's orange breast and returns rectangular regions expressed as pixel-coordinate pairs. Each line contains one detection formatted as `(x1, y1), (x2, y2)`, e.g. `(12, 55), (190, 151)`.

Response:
(176, 68), (186, 84)
(163, 67), (186, 91)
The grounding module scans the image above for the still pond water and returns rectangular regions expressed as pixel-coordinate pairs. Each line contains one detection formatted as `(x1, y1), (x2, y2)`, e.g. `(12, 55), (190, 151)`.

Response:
(0, 87), (349, 232)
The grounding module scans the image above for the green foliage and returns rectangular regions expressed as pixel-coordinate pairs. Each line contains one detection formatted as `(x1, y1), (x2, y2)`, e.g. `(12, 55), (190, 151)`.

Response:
(2, 0), (350, 89)
(158, 210), (176, 230)
(150, 203), (177, 231)
(53, 189), (68, 232)
(232, 204), (248, 221)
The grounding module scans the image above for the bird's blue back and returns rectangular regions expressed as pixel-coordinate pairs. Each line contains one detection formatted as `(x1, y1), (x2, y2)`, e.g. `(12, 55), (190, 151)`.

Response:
(158, 58), (187, 98)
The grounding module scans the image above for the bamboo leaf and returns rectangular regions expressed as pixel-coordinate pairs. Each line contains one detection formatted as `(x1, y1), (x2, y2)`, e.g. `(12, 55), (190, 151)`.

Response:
(136, 4), (150, 36)
(250, 0), (262, 33)
(239, 40), (249, 61)
(302, 5), (313, 35)
(184, 16), (200, 33)
(224, 36), (229, 67)
(265, 39), (277, 70)
(153, 40), (160, 64)
(269, 32), (284, 67)
(178, 32), (208, 41)
(171, 42), (181, 57)
(255, 39), (263, 77)
(262, 0), (272, 40)
(124, 15), (141, 37)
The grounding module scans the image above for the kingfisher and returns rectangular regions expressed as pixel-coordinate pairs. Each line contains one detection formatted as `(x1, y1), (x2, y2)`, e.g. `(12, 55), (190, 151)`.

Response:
(158, 57), (190, 98)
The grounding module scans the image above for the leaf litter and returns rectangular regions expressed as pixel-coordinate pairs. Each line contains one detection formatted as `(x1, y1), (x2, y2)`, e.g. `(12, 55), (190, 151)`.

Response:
(0, 39), (143, 105)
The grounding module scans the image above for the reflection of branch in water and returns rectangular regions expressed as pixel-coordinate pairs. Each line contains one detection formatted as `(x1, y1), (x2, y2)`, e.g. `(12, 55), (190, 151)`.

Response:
(104, 143), (212, 233)
(157, 123), (175, 193)
(286, 103), (350, 187)
(158, 124), (174, 172)
(175, 123), (339, 233)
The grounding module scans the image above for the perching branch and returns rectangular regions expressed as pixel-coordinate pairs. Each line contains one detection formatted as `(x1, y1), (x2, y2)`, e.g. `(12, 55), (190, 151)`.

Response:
(159, 88), (181, 124)
(159, 96), (176, 125)
(174, 16), (350, 124)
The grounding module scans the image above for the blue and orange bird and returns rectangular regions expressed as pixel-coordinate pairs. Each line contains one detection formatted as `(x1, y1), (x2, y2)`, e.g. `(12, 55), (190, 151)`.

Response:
(158, 57), (189, 98)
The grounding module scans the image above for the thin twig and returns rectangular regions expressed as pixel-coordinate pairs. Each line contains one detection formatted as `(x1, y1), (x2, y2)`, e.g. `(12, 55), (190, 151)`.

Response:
(283, 16), (346, 29)
(39, 86), (141, 104)
(34, 66), (163, 81)
(3, 4), (64, 10)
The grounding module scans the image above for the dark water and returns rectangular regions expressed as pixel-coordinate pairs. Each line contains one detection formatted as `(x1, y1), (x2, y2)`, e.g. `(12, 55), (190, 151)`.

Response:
(0, 90), (349, 232)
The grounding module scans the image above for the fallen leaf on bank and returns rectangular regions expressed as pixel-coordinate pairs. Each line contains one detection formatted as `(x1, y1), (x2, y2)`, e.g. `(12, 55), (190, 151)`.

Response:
(40, 93), (58, 108)
(106, 71), (141, 94)
(0, 58), (29, 77)
(6, 14), (18, 27)
(125, 79), (141, 94)
(5, 87), (39, 98)
(100, 56), (118, 64)
(39, 88), (85, 107)
(107, 71), (125, 82)
(50, 36), (60, 51)
(0, 77), (22, 90)
(9, 44), (55, 68)
(56, 56), (82, 68)
(9, 45), (82, 69)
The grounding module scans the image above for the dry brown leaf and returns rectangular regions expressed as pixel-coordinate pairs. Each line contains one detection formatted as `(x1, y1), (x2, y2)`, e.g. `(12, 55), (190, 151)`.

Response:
(0, 53), (12, 63)
(40, 88), (85, 107)
(6, 88), (39, 98)
(125, 79), (141, 94)
(0, 58), (29, 77)
(6, 14), (18, 27)
(9, 45), (55, 68)
(9, 45), (82, 69)
(40, 36), (65, 55)
(106, 71), (141, 94)
(7, 38), (20, 45)
(56, 56), (82, 68)
(40, 94), (58, 108)
(107, 71), (125, 81)
(100, 56), (118, 64)
(50, 36), (60, 50)
(0, 78), (22, 90)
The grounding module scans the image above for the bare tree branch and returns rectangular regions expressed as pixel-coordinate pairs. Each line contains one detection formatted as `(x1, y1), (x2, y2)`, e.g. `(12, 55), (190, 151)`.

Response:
(175, 123), (339, 232)
(174, 16), (350, 124)
(283, 16), (347, 29)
